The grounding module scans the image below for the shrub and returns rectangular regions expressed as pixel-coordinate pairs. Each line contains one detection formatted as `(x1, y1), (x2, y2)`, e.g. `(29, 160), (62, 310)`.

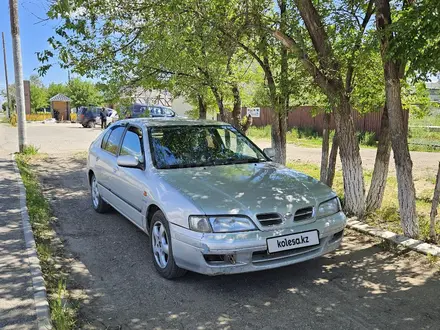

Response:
(298, 127), (318, 139)
(9, 113), (17, 126)
(356, 131), (377, 147)
(26, 113), (52, 121)
(287, 128), (300, 140)
(22, 145), (40, 155)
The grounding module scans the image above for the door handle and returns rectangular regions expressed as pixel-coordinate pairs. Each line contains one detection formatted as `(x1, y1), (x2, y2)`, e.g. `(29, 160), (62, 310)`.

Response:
(113, 167), (119, 173)
(96, 156), (100, 161)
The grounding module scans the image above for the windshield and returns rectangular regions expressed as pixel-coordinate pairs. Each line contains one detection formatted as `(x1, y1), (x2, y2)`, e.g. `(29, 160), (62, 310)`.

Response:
(148, 125), (268, 169)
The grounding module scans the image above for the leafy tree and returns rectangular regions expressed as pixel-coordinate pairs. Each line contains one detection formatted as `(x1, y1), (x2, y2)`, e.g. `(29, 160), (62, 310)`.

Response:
(389, 0), (440, 80)
(47, 82), (67, 99)
(29, 75), (49, 111)
(273, 0), (377, 216)
(67, 78), (103, 108)
(1, 84), (16, 110)
(375, 0), (418, 237)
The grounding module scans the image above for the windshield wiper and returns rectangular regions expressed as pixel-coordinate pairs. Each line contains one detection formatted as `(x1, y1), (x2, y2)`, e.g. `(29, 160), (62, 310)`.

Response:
(231, 158), (266, 164)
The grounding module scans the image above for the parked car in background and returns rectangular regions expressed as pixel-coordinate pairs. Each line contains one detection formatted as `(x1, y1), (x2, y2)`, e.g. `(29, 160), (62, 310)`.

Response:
(87, 118), (346, 279)
(107, 109), (119, 125)
(77, 106), (115, 128)
(127, 103), (176, 118)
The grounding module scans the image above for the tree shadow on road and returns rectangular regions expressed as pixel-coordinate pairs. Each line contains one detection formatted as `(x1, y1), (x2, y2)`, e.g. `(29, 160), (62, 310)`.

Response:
(33, 155), (440, 330)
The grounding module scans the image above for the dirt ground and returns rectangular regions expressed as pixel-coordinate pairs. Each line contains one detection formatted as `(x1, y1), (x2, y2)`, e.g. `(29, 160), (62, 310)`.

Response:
(32, 154), (440, 329)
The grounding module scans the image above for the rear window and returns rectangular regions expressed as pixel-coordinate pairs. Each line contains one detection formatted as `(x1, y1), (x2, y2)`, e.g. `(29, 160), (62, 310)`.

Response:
(101, 129), (112, 149)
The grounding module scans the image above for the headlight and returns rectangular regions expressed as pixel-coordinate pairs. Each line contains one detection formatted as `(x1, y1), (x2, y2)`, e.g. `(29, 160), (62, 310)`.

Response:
(188, 216), (212, 233)
(317, 198), (340, 218)
(188, 215), (257, 233)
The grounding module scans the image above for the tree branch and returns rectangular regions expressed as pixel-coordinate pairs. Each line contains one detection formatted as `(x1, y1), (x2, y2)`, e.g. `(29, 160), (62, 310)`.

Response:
(345, 0), (375, 92)
(273, 30), (334, 94)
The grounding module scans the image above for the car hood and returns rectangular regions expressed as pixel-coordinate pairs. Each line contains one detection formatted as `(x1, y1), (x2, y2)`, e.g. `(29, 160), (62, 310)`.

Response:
(156, 162), (335, 218)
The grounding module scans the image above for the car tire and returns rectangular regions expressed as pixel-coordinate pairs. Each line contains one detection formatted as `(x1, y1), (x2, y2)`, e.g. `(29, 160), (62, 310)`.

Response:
(90, 174), (110, 213)
(150, 211), (187, 279)
(87, 121), (95, 128)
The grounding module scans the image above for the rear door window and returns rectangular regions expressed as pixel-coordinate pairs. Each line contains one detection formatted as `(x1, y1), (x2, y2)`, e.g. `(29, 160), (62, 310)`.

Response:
(104, 126), (126, 155)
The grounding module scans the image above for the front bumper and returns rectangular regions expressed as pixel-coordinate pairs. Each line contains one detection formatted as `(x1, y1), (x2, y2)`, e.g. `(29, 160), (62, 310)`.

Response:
(170, 211), (346, 275)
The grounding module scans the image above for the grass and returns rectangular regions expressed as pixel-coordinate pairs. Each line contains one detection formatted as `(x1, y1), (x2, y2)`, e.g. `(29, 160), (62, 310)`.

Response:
(248, 126), (330, 148)
(409, 114), (440, 127)
(287, 160), (440, 243)
(247, 124), (440, 152)
(16, 149), (76, 329)
(408, 127), (440, 151)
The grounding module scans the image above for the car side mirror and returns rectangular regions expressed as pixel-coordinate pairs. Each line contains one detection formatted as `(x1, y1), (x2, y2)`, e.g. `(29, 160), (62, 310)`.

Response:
(117, 155), (142, 169)
(263, 148), (275, 160)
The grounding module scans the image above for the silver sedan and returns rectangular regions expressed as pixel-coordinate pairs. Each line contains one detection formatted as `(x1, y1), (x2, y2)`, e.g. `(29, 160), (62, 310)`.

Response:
(87, 118), (346, 278)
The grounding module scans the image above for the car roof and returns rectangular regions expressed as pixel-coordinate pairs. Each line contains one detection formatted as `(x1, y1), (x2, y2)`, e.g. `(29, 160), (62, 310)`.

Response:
(118, 117), (230, 127)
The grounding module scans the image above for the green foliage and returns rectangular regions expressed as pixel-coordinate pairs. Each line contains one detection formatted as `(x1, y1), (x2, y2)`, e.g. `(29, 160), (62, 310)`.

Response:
(51, 281), (76, 330)
(9, 113), (17, 126)
(47, 83), (68, 99)
(21, 145), (40, 155)
(67, 78), (103, 108)
(1, 84), (16, 109)
(402, 81), (436, 118)
(389, 0), (440, 79)
(30, 75), (49, 112)
(356, 131), (377, 147)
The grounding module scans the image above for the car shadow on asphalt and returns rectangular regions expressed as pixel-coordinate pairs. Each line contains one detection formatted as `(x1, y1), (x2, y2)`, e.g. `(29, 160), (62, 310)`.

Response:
(33, 155), (440, 330)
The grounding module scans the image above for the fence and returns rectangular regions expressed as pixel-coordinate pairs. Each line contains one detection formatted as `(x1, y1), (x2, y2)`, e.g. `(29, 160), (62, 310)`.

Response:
(219, 106), (408, 136)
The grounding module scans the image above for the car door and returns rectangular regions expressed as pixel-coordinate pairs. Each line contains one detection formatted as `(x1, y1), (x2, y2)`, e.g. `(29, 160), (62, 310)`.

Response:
(96, 125), (127, 203)
(111, 125), (146, 228)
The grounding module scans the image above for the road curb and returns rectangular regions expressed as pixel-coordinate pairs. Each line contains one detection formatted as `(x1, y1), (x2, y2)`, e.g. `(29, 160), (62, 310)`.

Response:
(12, 154), (52, 329)
(347, 217), (440, 257)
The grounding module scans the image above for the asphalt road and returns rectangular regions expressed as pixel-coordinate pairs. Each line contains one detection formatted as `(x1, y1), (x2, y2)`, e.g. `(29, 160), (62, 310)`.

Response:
(33, 155), (440, 330)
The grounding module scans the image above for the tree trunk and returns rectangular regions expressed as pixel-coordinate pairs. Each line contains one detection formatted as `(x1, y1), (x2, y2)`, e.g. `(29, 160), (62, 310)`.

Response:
(211, 86), (225, 122)
(271, 0), (288, 165)
(271, 108), (287, 164)
(320, 112), (330, 182)
(326, 133), (338, 187)
(366, 105), (391, 212)
(333, 96), (365, 216)
(430, 162), (440, 242)
(387, 80), (418, 237)
(241, 115), (252, 135)
(198, 94), (207, 120)
(376, 0), (418, 238)
(232, 84), (241, 129)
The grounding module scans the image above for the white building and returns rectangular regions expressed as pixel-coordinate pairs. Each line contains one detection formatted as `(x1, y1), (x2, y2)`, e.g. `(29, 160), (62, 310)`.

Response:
(122, 88), (192, 117)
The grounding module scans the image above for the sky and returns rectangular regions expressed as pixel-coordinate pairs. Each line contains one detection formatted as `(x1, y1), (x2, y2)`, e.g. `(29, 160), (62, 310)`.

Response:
(0, 0), (68, 103)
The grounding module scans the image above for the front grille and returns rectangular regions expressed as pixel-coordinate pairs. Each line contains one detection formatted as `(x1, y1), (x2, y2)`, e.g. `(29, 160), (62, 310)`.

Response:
(294, 207), (314, 221)
(252, 244), (321, 264)
(256, 213), (283, 226)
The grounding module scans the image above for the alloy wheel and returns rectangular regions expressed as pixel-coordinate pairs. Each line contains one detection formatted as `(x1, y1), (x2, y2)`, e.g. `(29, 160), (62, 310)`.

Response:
(152, 221), (169, 268)
(91, 176), (100, 208)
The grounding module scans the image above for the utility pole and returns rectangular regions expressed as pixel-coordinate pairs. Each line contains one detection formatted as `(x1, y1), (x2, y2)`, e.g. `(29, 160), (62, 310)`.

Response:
(2, 32), (11, 118)
(9, 0), (27, 152)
